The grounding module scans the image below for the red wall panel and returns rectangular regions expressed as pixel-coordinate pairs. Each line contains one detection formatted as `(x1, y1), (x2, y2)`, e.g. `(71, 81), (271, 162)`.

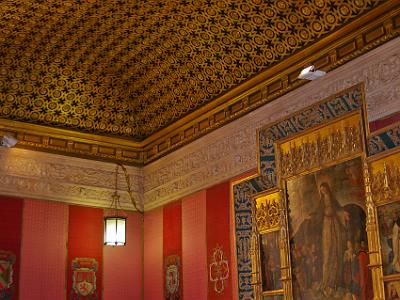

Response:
(163, 201), (183, 299)
(0, 196), (23, 300)
(182, 191), (207, 299)
(103, 211), (142, 300)
(207, 182), (233, 300)
(369, 111), (400, 132)
(67, 205), (103, 300)
(144, 208), (163, 300)
(20, 199), (68, 300)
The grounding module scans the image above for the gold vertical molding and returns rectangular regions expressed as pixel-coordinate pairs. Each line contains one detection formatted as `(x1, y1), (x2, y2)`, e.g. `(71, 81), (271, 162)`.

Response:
(276, 142), (293, 300)
(250, 197), (262, 300)
(252, 190), (285, 299)
(363, 159), (385, 300)
(278, 189), (293, 300)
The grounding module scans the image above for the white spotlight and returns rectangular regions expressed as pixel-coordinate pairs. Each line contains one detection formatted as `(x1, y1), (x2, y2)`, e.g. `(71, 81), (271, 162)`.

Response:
(0, 134), (18, 148)
(298, 65), (326, 81)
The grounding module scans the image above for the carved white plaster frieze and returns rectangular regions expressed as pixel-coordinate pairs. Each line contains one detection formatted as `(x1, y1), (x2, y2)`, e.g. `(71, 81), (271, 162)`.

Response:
(0, 148), (143, 210)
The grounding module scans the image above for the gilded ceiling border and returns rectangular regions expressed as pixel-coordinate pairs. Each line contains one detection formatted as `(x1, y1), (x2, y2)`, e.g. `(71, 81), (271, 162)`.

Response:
(0, 119), (143, 165)
(0, 2), (399, 166)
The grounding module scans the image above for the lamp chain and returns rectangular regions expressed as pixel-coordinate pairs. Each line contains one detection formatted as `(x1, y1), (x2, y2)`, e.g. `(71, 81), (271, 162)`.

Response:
(116, 163), (144, 214)
(110, 164), (122, 216)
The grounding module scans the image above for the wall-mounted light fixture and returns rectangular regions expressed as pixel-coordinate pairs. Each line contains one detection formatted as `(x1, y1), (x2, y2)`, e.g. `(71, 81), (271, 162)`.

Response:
(104, 164), (143, 246)
(0, 134), (18, 148)
(298, 65), (326, 81)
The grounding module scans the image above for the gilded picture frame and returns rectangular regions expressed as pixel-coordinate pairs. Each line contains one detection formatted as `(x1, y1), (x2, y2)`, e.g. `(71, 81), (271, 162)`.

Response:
(237, 84), (391, 300)
(285, 156), (371, 300)
(250, 105), (385, 299)
(367, 143), (400, 299)
(251, 190), (285, 299)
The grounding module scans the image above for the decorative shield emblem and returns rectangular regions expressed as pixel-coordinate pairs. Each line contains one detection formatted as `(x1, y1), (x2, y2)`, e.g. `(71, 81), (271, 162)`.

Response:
(0, 251), (16, 300)
(71, 258), (98, 300)
(209, 245), (229, 294)
(165, 255), (180, 300)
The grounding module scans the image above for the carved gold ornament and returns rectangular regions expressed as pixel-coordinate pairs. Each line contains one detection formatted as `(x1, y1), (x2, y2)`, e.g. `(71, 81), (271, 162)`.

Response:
(278, 114), (362, 178)
(254, 192), (281, 234)
(370, 152), (400, 204)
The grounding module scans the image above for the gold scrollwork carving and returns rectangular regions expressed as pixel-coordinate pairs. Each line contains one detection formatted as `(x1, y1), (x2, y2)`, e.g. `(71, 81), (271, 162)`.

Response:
(370, 154), (400, 204)
(279, 114), (362, 178)
(364, 159), (385, 299)
(254, 192), (281, 234)
(251, 191), (282, 300)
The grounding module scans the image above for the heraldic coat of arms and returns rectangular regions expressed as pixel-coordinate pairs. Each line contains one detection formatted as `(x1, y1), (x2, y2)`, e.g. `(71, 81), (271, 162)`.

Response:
(71, 258), (98, 300)
(165, 255), (180, 300)
(0, 251), (15, 300)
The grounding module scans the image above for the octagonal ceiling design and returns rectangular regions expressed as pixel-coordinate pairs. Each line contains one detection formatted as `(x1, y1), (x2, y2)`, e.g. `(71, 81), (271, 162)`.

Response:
(0, 0), (399, 164)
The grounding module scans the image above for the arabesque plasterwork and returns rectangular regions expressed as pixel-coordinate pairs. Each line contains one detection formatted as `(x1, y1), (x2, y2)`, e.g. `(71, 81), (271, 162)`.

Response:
(0, 147), (143, 210)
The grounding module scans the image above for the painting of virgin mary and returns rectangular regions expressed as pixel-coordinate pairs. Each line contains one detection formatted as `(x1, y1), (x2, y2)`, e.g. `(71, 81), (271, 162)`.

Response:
(287, 157), (372, 300)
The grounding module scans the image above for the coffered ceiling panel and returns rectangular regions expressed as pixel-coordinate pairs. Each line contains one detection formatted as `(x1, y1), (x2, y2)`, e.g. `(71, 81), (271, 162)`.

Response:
(0, 0), (390, 145)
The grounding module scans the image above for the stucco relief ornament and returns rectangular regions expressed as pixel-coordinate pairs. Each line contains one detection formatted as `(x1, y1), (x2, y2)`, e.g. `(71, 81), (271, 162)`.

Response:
(209, 245), (229, 294)
(0, 251), (15, 300)
(165, 255), (180, 300)
(71, 258), (98, 300)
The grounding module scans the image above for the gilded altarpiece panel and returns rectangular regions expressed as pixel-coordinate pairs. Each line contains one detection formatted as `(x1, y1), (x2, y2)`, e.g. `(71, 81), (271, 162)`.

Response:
(251, 192), (284, 299)
(249, 106), (386, 299)
(234, 84), (390, 300)
(369, 147), (400, 299)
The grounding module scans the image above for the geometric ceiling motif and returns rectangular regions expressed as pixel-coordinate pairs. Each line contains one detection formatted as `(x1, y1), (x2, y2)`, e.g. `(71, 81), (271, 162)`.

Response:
(0, 0), (387, 142)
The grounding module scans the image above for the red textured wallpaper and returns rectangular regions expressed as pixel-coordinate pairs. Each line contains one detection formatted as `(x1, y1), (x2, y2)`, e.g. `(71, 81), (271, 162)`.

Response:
(182, 191), (207, 299)
(103, 211), (142, 300)
(369, 111), (400, 132)
(163, 201), (183, 299)
(20, 199), (68, 300)
(207, 182), (233, 300)
(144, 208), (163, 300)
(67, 205), (103, 300)
(0, 196), (23, 300)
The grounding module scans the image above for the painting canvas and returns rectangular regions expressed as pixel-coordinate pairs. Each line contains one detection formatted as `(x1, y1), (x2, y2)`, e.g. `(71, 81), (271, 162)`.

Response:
(377, 202), (400, 275)
(286, 157), (372, 300)
(385, 280), (400, 300)
(260, 231), (282, 291)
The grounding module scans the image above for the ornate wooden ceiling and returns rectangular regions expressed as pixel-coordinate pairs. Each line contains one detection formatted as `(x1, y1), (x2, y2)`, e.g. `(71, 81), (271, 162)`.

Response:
(0, 0), (399, 165)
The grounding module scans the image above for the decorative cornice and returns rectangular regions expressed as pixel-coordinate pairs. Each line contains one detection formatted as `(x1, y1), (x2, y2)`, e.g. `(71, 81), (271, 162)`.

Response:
(0, 147), (143, 210)
(0, 119), (143, 165)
